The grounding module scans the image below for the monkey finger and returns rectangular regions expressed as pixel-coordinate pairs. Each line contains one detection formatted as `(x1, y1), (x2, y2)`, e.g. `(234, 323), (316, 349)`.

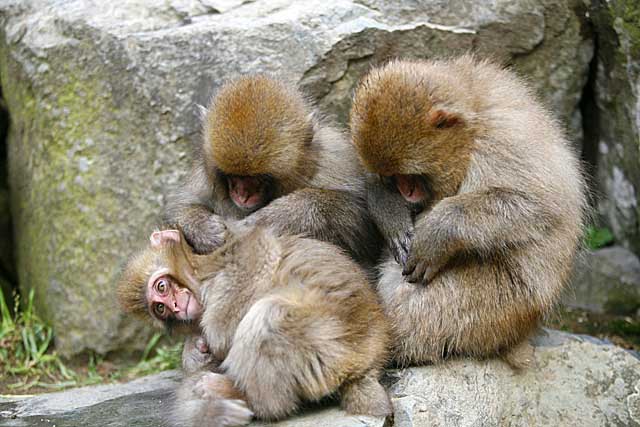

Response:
(398, 249), (409, 268)
(399, 234), (413, 265)
(405, 259), (435, 285)
(391, 239), (409, 266)
(391, 247), (401, 265)
(406, 266), (426, 284)
(402, 261), (416, 277)
(195, 336), (210, 354)
(422, 264), (440, 284)
(403, 260), (423, 283)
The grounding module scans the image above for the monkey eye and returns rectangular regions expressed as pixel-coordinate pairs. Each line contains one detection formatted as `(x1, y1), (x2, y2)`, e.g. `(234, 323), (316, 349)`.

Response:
(154, 303), (166, 318)
(155, 278), (168, 295)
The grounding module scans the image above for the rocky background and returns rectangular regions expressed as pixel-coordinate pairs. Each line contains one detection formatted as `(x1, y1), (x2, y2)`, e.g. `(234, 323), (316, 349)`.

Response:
(0, 0), (637, 358)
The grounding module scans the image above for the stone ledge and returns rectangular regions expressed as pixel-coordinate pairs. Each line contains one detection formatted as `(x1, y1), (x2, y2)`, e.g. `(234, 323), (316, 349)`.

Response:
(1, 329), (638, 427)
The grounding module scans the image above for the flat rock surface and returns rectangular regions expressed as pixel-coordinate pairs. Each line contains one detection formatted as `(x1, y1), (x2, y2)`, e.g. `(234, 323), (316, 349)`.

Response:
(1, 330), (638, 427)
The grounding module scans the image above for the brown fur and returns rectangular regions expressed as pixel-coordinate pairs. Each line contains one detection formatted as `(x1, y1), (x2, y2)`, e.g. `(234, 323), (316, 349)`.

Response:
(173, 372), (253, 427)
(349, 56), (587, 367)
(164, 75), (380, 266)
(118, 227), (391, 423)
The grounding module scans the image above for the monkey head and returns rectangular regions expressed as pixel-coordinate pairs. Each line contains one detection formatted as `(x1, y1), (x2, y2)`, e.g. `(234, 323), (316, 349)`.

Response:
(118, 229), (203, 332)
(350, 59), (479, 206)
(203, 75), (316, 212)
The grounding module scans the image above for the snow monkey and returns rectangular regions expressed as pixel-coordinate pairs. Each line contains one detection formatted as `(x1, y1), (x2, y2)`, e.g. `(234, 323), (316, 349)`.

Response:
(349, 55), (586, 368)
(164, 75), (380, 267)
(117, 226), (391, 426)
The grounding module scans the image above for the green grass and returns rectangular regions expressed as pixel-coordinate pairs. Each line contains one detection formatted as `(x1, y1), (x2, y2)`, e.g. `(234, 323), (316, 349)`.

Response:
(126, 332), (182, 377)
(0, 289), (78, 391)
(548, 306), (640, 351)
(584, 226), (615, 250)
(0, 289), (181, 394)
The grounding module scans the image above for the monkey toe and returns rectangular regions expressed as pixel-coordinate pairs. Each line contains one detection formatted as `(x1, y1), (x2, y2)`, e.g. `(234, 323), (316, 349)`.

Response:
(340, 374), (393, 418)
(502, 341), (535, 371)
(217, 399), (254, 426)
(195, 372), (243, 400)
(422, 265), (440, 283)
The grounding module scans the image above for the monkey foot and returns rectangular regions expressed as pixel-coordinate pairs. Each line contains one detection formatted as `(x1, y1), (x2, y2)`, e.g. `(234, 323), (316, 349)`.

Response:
(215, 399), (254, 427)
(194, 372), (244, 400)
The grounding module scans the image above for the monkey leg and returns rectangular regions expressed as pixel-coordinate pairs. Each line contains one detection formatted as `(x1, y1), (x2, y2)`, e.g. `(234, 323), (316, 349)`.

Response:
(339, 370), (392, 417)
(221, 288), (373, 420)
(377, 257), (540, 368)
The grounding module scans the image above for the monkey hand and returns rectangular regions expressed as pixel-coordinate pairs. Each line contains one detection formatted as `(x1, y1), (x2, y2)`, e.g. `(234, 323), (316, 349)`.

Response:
(389, 229), (413, 268)
(184, 215), (228, 254)
(402, 236), (448, 285)
(182, 335), (220, 374)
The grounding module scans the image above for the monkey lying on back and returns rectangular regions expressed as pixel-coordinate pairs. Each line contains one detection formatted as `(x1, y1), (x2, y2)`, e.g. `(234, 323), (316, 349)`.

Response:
(349, 55), (587, 368)
(117, 226), (391, 426)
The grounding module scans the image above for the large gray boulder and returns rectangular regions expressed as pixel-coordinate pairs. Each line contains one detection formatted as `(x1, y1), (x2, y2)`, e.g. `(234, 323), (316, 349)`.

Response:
(590, 0), (640, 255)
(1, 330), (638, 426)
(0, 0), (593, 355)
(567, 246), (640, 315)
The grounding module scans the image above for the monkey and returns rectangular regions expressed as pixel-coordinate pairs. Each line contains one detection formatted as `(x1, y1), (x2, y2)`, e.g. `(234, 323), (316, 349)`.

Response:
(163, 75), (380, 268)
(348, 55), (587, 369)
(117, 226), (392, 425)
(165, 75), (381, 373)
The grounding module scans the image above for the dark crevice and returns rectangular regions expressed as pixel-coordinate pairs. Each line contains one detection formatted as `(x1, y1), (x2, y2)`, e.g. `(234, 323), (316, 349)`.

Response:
(0, 84), (17, 304)
(579, 23), (601, 211)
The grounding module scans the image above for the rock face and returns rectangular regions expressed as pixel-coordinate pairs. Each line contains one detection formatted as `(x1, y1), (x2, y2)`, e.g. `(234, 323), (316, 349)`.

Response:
(0, 0), (594, 355)
(390, 330), (640, 427)
(590, 0), (640, 255)
(567, 246), (640, 314)
(1, 330), (638, 427)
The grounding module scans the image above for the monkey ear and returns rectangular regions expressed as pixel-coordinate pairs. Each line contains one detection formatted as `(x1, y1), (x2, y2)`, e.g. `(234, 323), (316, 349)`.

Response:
(428, 109), (462, 129)
(150, 230), (181, 248)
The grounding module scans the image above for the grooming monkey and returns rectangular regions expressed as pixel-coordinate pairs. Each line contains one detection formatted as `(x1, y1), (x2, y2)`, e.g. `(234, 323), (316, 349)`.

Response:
(117, 226), (391, 425)
(164, 75), (379, 266)
(349, 56), (587, 368)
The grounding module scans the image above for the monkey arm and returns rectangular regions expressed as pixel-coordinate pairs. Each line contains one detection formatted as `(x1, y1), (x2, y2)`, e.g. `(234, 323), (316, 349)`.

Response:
(238, 188), (381, 265)
(167, 204), (227, 255)
(163, 166), (228, 254)
(366, 179), (414, 267)
(404, 187), (555, 284)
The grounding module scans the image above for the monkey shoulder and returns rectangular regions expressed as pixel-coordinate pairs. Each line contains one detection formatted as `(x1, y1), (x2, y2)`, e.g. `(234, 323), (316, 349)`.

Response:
(310, 124), (365, 192)
(277, 237), (371, 293)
